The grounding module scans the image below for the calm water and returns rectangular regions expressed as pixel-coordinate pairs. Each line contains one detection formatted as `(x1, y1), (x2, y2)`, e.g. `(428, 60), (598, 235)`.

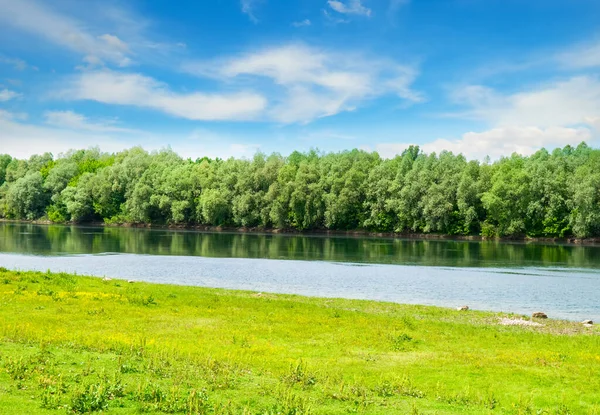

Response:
(1, 222), (599, 320)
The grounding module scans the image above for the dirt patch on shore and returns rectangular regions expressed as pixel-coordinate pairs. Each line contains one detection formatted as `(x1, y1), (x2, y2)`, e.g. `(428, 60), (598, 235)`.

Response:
(499, 318), (543, 327)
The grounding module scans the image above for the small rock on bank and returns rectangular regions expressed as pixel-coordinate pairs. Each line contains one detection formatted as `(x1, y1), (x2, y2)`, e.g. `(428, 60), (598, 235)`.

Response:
(582, 320), (594, 327)
(457, 305), (469, 311)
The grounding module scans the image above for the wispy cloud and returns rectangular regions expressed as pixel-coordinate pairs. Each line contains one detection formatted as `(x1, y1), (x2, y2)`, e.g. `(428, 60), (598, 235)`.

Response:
(241, 0), (261, 23)
(57, 70), (267, 121)
(0, 0), (132, 67)
(183, 43), (423, 123)
(292, 19), (311, 28)
(323, 9), (350, 24)
(0, 110), (137, 158)
(0, 109), (28, 121)
(44, 110), (139, 133)
(327, 0), (372, 17)
(556, 39), (600, 69)
(0, 0), (180, 68)
(0, 112), (264, 160)
(0, 89), (22, 102)
(0, 56), (37, 71)
(465, 38), (600, 82)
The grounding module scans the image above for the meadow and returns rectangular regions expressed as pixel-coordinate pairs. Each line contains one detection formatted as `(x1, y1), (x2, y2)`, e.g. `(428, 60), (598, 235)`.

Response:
(0, 267), (598, 414)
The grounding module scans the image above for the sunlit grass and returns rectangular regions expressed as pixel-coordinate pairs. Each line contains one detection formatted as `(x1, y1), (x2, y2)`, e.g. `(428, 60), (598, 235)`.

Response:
(0, 267), (599, 414)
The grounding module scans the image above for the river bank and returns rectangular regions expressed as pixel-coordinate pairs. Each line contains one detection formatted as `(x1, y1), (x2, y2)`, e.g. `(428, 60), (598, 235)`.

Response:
(0, 269), (598, 414)
(3, 219), (600, 245)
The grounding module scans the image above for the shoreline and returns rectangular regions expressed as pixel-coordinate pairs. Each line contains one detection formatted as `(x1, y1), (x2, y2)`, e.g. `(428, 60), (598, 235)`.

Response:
(3, 218), (600, 245)
(1, 261), (597, 323)
(0, 266), (595, 325)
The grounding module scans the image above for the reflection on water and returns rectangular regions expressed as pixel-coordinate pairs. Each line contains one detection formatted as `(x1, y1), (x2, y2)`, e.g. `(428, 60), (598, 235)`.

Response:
(1, 222), (600, 268)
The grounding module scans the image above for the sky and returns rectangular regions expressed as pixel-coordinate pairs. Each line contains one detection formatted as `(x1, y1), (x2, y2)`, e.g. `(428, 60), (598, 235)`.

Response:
(0, 0), (599, 160)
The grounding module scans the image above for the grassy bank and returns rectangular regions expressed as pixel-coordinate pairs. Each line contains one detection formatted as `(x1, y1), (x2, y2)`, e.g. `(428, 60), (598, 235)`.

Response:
(0, 268), (598, 414)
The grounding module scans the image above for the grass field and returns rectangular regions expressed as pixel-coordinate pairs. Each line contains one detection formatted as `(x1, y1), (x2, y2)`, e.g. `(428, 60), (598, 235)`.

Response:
(0, 267), (598, 414)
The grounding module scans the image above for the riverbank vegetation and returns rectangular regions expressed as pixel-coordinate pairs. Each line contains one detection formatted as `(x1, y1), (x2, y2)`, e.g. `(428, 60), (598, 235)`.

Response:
(1, 143), (600, 237)
(1, 269), (599, 414)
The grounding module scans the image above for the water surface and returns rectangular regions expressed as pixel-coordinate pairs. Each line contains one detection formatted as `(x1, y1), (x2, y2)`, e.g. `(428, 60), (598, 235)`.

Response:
(1, 223), (599, 321)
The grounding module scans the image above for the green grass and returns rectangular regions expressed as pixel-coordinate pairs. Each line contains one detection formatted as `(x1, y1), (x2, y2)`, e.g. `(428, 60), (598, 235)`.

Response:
(0, 268), (599, 414)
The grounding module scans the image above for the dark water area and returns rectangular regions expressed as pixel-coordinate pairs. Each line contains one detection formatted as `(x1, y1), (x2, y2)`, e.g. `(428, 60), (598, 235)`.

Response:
(1, 223), (599, 321)
(2, 222), (600, 268)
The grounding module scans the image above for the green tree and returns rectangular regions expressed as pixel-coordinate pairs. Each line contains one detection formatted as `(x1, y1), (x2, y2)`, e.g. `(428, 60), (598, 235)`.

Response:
(4, 172), (48, 220)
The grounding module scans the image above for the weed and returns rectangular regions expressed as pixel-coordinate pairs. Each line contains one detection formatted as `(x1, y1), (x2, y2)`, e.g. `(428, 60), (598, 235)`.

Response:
(265, 390), (312, 415)
(373, 380), (396, 397)
(389, 332), (416, 351)
(282, 361), (317, 388)
(69, 383), (111, 413)
(5, 357), (31, 381)
(36, 286), (54, 296)
(135, 382), (209, 413)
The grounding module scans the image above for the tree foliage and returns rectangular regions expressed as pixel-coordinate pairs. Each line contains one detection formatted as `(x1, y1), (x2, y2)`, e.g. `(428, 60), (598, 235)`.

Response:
(1, 143), (600, 237)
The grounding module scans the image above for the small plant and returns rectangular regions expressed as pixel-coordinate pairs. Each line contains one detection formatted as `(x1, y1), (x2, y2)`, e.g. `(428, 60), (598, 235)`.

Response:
(5, 357), (31, 381)
(87, 308), (106, 316)
(14, 284), (27, 295)
(135, 382), (209, 413)
(119, 362), (139, 374)
(389, 333), (415, 351)
(265, 390), (312, 415)
(373, 380), (396, 397)
(40, 388), (63, 410)
(69, 383), (111, 413)
(36, 286), (55, 296)
(127, 293), (158, 306)
(282, 361), (317, 388)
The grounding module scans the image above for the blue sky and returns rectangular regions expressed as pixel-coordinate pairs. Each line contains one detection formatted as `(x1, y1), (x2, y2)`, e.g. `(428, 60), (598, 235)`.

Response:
(0, 0), (599, 160)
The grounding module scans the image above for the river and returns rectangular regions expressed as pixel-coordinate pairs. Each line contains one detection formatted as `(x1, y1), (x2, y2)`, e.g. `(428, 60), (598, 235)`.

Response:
(0, 222), (598, 321)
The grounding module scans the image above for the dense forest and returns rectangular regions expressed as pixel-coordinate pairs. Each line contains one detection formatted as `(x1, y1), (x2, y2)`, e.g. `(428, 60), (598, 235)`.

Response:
(0, 143), (599, 237)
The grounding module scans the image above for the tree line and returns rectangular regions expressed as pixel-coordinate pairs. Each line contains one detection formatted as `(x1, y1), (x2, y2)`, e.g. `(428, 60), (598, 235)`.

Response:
(0, 143), (599, 237)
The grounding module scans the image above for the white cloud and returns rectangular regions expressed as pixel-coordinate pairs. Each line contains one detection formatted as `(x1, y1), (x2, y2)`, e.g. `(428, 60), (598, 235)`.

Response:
(183, 43), (422, 123)
(323, 9), (350, 24)
(43, 110), (139, 133)
(0, 114), (262, 160)
(0, 0), (144, 67)
(374, 126), (593, 161)
(584, 116), (600, 131)
(292, 19), (311, 27)
(0, 56), (31, 71)
(0, 89), (22, 101)
(0, 112), (134, 158)
(452, 76), (600, 129)
(556, 40), (600, 69)
(328, 0), (372, 17)
(57, 70), (267, 121)
(432, 75), (600, 159)
(241, 0), (260, 23)
(424, 126), (592, 160)
(0, 110), (28, 121)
